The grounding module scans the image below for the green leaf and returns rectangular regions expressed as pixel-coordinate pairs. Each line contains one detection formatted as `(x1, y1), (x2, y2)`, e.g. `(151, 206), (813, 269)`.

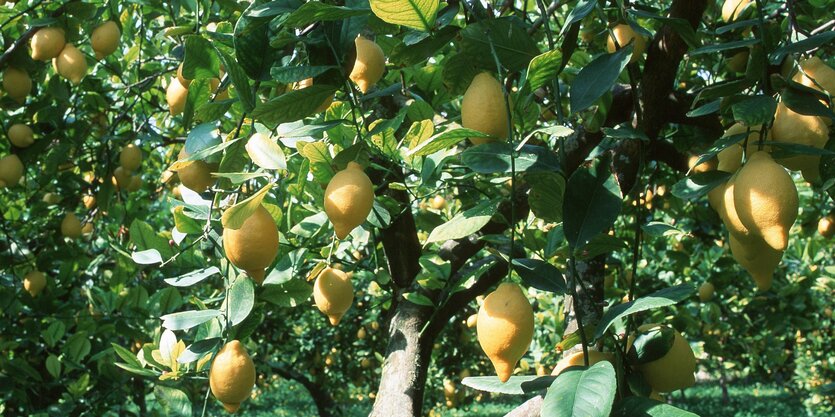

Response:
(270, 65), (336, 84)
(593, 284), (694, 341)
(404, 120), (435, 150)
(283, 2), (370, 27)
(628, 9), (699, 50)
(216, 49), (255, 112)
(570, 47), (633, 113)
(407, 128), (491, 156)
(560, 0), (595, 35)
(627, 325), (676, 365)
(173, 206), (203, 234)
(613, 396), (699, 417)
(462, 375), (556, 394)
(64, 332), (91, 363)
(246, 0), (303, 17)
(178, 338), (222, 364)
(182, 36), (221, 80)
(164, 267), (221, 287)
(390, 26), (459, 66)
(129, 220), (174, 258)
(781, 81), (835, 120)
(459, 17), (541, 71)
(563, 155), (622, 249)
(245, 133), (286, 170)
(154, 385), (193, 417)
(224, 277), (255, 326)
(261, 279), (313, 307)
(695, 78), (754, 102)
(234, 2), (275, 80)
(731, 95), (777, 126)
(115, 362), (158, 377)
(426, 199), (500, 244)
(251, 85), (339, 125)
(132, 249), (163, 265)
(527, 171), (565, 223)
(769, 31), (835, 64)
(688, 39), (758, 56)
(511, 258), (566, 294)
(370, 0), (438, 31)
(461, 143), (561, 174)
(526, 49), (563, 91)
(641, 222), (685, 238)
(221, 183), (273, 230)
(43, 321), (66, 348)
(183, 78), (210, 128)
(46, 354), (61, 379)
(542, 362), (617, 417)
(671, 170), (731, 201)
(403, 292), (434, 307)
(602, 126), (650, 142)
(160, 309), (221, 331)
(577, 233), (628, 259)
(686, 99), (720, 117)
(111, 343), (143, 369)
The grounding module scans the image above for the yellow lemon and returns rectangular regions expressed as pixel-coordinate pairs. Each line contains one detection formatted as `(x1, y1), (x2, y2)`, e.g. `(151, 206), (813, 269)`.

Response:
(818, 215), (834, 238)
(91, 21), (120, 59)
(176, 148), (215, 193)
(222, 204), (279, 284)
(349, 36), (385, 93)
(0, 154), (24, 188)
(477, 283), (534, 382)
(113, 166), (132, 189)
(324, 162), (374, 239)
(210, 340), (256, 413)
(2, 67), (32, 103)
(24, 270), (46, 297)
(8, 124), (34, 148)
(61, 212), (83, 239)
(770, 102), (828, 172)
(462, 72), (509, 145)
(728, 233), (782, 291)
(120, 144), (142, 171)
(698, 282), (715, 301)
(630, 324), (696, 393)
(550, 350), (613, 376)
(166, 77), (189, 116)
(52, 44), (88, 85)
(716, 123), (769, 173)
(606, 24), (647, 63)
(313, 267), (354, 325)
(722, 0), (752, 22)
(30, 27), (66, 61)
(792, 57), (835, 95)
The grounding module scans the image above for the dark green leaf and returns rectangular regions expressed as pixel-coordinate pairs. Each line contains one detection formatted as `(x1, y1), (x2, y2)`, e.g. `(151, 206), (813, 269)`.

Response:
(688, 39), (758, 56)
(461, 143), (561, 174)
(731, 95), (777, 126)
(512, 258), (566, 294)
(182, 36), (221, 80)
(426, 199), (500, 244)
(769, 32), (835, 64)
(284, 2), (370, 28)
(563, 155), (622, 249)
(613, 396), (699, 417)
(593, 285), (694, 340)
(261, 279), (313, 307)
(407, 128), (491, 156)
(671, 171), (731, 201)
(570, 47), (633, 113)
(542, 362), (617, 417)
(462, 375), (556, 394)
(270, 65), (336, 83)
(526, 49), (563, 91)
(251, 85), (339, 125)
(459, 17), (541, 71)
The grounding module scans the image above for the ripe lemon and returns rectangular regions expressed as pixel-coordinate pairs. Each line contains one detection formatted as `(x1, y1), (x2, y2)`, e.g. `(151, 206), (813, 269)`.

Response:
(176, 63), (192, 87)
(466, 313), (478, 329)
(606, 23), (646, 63)
(349, 36), (385, 93)
(294, 77), (333, 113)
(2, 67), (32, 103)
(91, 21), (120, 59)
(819, 215), (834, 238)
(792, 57), (835, 95)
(61, 212), (83, 239)
(126, 175), (142, 192)
(113, 166), (132, 189)
(52, 44), (88, 85)
(210, 77), (230, 101)
(477, 283), (534, 382)
(722, 0), (752, 22)
(81, 222), (94, 235)
(24, 270), (46, 297)
(726, 49), (749, 73)
(324, 162), (374, 239)
(698, 282), (715, 301)
(222, 204), (279, 284)
(771, 102), (828, 172)
(176, 148), (215, 193)
(166, 77), (188, 116)
(82, 194), (97, 209)
(550, 350), (613, 376)
(733, 152), (798, 251)
(630, 324), (696, 392)
(120, 144), (142, 171)
(707, 183), (725, 212)
(462, 72), (509, 145)
(0, 154), (24, 188)
(719, 173), (755, 241)
(687, 155), (716, 174)
(8, 124), (34, 148)
(313, 267), (354, 325)
(430, 195), (447, 210)
(210, 340), (256, 413)
(729, 233), (781, 291)
(716, 123), (769, 173)
(30, 27), (66, 61)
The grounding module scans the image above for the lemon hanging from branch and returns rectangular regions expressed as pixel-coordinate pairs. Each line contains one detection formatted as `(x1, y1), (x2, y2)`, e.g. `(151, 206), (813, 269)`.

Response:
(324, 162), (374, 239)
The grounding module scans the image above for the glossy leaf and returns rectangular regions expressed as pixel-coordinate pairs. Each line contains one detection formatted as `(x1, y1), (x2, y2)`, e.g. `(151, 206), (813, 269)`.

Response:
(593, 284), (694, 340)
(563, 155), (622, 249)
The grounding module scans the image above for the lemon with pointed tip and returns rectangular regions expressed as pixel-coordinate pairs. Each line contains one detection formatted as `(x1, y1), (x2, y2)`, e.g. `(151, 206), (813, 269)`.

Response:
(61, 212), (83, 239)
(630, 324), (696, 393)
(550, 350), (613, 376)
(0, 154), (24, 188)
(792, 57), (835, 95)
(733, 152), (798, 251)
(91, 21), (120, 59)
(30, 27), (66, 61)
(52, 44), (88, 85)
(698, 282), (715, 301)
(313, 267), (354, 325)
(24, 270), (46, 298)
(729, 233), (781, 291)
(166, 77), (188, 116)
(210, 340), (256, 413)
(722, 0), (752, 22)
(223, 204), (279, 284)
(349, 36), (385, 93)
(462, 72), (509, 145)
(771, 102), (828, 172)
(606, 23), (647, 63)
(120, 144), (142, 171)
(718, 173), (755, 242)
(8, 124), (34, 148)
(324, 162), (374, 239)
(176, 148), (215, 192)
(3, 67), (32, 103)
(477, 283), (534, 383)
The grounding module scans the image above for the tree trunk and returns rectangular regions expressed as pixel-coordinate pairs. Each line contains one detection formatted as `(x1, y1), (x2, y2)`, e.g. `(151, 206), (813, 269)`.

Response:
(369, 296), (433, 417)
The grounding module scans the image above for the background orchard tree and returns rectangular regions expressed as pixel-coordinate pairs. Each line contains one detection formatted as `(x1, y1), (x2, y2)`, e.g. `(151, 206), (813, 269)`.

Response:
(1, 0), (834, 417)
